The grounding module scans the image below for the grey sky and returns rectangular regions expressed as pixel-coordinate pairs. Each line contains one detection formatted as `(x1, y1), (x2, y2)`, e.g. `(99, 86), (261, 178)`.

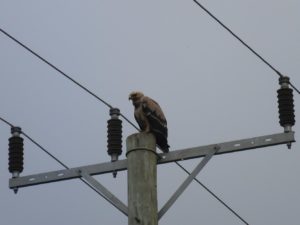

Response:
(0, 1), (299, 225)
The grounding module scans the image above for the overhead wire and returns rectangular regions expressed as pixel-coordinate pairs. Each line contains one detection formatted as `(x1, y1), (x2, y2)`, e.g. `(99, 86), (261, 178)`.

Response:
(175, 161), (249, 225)
(0, 28), (140, 131)
(192, 0), (300, 95)
(0, 116), (14, 127)
(0, 28), (113, 109)
(0, 27), (250, 224)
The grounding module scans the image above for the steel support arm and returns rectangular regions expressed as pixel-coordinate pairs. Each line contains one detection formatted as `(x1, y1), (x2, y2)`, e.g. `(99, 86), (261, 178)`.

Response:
(80, 170), (128, 216)
(158, 146), (219, 220)
(158, 132), (295, 164)
(9, 132), (295, 189)
(9, 159), (128, 188)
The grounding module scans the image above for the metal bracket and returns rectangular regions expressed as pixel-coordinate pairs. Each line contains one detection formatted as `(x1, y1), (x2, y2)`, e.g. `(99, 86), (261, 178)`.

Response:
(9, 132), (295, 189)
(158, 132), (295, 164)
(79, 170), (128, 216)
(158, 145), (219, 220)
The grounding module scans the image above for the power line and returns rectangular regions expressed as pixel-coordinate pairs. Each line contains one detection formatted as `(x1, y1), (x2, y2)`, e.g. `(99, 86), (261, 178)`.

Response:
(175, 161), (250, 225)
(0, 28), (113, 109)
(0, 116), (14, 127)
(120, 114), (140, 131)
(0, 28), (140, 130)
(0, 28), (251, 223)
(289, 82), (300, 95)
(0, 27), (142, 131)
(21, 132), (69, 169)
(192, 0), (300, 95)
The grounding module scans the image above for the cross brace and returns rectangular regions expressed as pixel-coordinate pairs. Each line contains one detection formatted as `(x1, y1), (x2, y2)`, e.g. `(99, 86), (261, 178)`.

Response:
(9, 132), (294, 189)
(158, 146), (219, 219)
(80, 170), (128, 216)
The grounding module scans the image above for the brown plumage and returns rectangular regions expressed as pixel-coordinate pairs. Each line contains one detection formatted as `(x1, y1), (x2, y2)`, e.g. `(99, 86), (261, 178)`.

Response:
(129, 91), (169, 152)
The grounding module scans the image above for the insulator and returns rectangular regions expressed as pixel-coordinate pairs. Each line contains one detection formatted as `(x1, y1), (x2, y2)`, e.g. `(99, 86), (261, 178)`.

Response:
(8, 128), (24, 176)
(277, 77), (295, 131)
(107, 108), (122, 161)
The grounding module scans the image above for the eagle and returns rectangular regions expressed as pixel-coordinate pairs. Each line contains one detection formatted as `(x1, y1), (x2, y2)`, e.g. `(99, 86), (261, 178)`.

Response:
(129, 91), (169, 153)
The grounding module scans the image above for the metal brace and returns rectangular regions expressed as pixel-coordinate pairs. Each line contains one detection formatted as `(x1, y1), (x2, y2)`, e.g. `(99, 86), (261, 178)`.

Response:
(79, 169), (128, 216)
(158, 145), (220, 220)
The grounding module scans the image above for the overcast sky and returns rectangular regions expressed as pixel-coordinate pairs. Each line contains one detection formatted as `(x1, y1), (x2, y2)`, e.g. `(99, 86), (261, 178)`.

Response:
(0, 1), (299, 225)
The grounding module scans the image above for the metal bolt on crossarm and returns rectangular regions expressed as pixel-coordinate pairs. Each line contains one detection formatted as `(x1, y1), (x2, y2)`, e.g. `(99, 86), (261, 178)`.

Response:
(107, 108), (123, 177)
(8, 127), (24, 194)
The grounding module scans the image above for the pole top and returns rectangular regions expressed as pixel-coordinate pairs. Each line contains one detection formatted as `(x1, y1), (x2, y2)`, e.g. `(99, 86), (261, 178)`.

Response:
(126, 133), (156, 156)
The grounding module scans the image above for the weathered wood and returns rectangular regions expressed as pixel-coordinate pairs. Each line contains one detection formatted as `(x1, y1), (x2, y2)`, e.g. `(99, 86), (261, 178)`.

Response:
(127, 133), (158, 225)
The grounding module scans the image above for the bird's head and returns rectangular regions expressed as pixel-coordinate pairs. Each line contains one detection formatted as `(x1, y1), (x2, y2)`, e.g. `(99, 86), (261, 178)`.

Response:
(129, 91), (144, 105)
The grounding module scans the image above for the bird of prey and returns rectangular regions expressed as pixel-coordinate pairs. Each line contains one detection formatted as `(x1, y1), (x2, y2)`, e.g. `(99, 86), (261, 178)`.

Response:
(129, 91), (169, 152)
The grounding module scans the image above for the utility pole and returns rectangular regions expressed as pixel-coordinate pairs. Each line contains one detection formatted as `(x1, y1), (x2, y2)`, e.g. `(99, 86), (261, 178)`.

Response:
(7, 76), (296, 224)
(127, 133), (158, 225)
(8, 131), (295, 223)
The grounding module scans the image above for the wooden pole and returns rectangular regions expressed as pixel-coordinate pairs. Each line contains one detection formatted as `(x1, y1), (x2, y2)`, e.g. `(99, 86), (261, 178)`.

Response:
(126, 133), (158, 225)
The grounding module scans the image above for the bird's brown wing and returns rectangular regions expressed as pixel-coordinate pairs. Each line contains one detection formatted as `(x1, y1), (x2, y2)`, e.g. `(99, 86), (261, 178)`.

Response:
(134, 105), (148, 131)
(141, 96), (169, 152)
(141, 96), (167, 126)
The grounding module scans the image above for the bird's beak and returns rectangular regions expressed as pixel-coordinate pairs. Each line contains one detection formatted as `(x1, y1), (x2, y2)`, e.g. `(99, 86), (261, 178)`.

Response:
(128, 96), (132, 100)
